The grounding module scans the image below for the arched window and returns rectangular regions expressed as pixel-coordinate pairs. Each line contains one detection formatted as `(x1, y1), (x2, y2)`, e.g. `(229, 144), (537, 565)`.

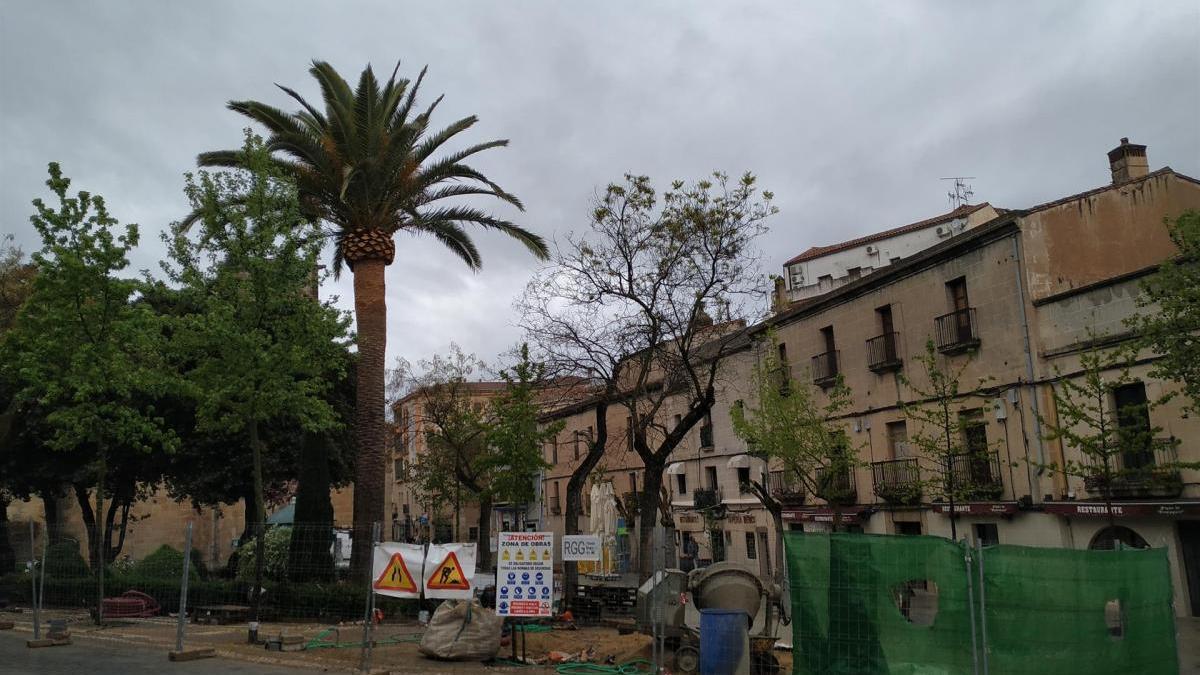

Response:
(1089, 526), (1149, 550)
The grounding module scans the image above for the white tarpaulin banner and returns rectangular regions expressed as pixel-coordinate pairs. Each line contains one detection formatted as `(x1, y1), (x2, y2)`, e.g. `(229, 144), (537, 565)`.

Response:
(371, 542), (424, 598)
(496, 531), (554, 617)
(423, 542), (477, 599)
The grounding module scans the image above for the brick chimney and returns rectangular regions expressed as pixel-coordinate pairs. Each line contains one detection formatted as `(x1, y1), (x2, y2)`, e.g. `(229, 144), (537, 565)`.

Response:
(1107, 137), (1149, 184)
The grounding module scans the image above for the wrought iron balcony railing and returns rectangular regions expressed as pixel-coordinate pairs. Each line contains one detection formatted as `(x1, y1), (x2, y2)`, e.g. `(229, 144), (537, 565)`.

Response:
(947, 450), (1003, 500)
(812, 350), (840, 387)
(934, 308), (980, 354)
(815, 466), (857, 504)
(1084, 438), (1183, 499)
(693, 488), (723, 510)
(866, 332), (903, 373)
(872, 458), (922, 504)
(768, 470), (807, 505)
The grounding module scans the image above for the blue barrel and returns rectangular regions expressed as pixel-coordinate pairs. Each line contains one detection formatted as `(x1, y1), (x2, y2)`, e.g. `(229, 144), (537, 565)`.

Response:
(699, 608), (750, 675)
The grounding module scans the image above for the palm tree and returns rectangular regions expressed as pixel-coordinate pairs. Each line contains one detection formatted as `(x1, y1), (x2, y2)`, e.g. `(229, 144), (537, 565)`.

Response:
(197, 61), (548, 574)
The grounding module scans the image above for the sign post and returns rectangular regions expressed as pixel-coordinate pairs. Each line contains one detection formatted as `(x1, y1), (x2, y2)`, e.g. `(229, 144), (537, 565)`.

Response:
(496, 532), (554, 618)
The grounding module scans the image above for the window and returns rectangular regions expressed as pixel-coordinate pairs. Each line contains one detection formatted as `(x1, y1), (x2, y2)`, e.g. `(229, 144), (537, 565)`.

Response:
(947, 277), (970, 312)
(626, 416), (634, 452)
(814, 326), (838, 382)
(887, 421), (909, 458)
(1113, 382), (1153, 469)
(974, 523), (999, 547)
(961, 412), (988, 454)
(676, 472), (688, 495)
(745, 532), (757, 559)
(788, 265), (803, 288)
(896, 521), (922, 536)
(549, 436), (558, 464)
(673, 413), (682, 429)
(737, 467), (751, 493)
(1089, 526), (1149, 550)
(573, 430), (582, 459)
(468, 527), (479, 542)
(704, 466), (718, 491)
(393, 458), (404, 481)
(628, 472), (638, 495)
(776, 342), (791, 396)
(847, 267), (862, 281)
(788, 523), (804, 532)
(700, 415), (714, 448)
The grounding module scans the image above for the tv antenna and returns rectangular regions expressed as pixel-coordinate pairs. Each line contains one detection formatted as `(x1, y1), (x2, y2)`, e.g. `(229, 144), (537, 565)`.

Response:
(941, 177), (975, 209)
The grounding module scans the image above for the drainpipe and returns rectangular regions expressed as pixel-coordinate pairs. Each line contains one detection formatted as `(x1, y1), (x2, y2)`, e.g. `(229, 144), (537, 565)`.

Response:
(1010, 234), (1048, 489)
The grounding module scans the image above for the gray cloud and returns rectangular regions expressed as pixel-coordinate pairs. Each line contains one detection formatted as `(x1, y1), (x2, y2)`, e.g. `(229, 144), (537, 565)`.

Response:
(2, 0), (1197, 370)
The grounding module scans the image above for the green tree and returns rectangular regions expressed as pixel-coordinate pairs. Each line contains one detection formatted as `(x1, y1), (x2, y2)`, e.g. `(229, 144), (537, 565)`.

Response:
(1133, 210), (1200, 411)
(898, 341), (997, 540)
(483, 345), (560, 510)
(165, 137), (351, 616)
(5, 164), (178, 619)
(196, 61), (549, 574)
(0, 234), (35, 572)
(731, 333), (858, 570)
(1037, 338), (1192, 531)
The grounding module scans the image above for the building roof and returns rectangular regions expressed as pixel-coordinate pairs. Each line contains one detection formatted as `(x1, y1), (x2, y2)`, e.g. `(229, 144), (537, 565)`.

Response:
(782, 203), (996, 267)
(1021, 167), (1195, 214)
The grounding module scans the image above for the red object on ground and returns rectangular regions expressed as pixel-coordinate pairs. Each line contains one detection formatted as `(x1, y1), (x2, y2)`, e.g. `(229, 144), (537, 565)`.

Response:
(101, 590), (161, 618)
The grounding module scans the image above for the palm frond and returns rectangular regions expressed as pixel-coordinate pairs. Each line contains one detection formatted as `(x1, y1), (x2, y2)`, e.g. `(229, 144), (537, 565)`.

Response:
(412, 206), (548, 261)
(413, 219), (482, 270)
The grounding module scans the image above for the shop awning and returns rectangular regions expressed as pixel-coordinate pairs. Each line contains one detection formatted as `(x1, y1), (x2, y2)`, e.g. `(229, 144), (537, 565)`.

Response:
(665, 462), (687, 475)
(726, 454), (753, 469)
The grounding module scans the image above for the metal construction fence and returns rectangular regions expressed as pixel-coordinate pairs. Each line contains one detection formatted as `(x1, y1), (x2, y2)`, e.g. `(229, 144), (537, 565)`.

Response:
(784, 532), (1179, 675)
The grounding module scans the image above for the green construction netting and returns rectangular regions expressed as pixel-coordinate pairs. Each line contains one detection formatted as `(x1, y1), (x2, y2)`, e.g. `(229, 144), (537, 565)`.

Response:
(982, 544), (1178, 675)
(784, 533), (1178, 675)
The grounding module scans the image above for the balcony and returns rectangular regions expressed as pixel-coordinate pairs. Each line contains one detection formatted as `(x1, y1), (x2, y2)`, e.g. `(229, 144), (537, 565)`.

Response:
(866, 332), (903, 373)
(934, 308), (980, 354)
(872, 458), (922, 505)
(621, 491), (641, 518)
(768, 470), (807, 505)
(549, 495), (562, 515)
(693, 488), (723, 510)
(815, 466), (857, 504)
(947, 451), (1003, 500)
(1084, 438), (1183, 499)
(811, 350), (840, 387)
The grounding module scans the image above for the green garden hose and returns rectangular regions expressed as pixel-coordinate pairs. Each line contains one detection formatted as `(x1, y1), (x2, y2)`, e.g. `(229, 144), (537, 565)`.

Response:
(554, 659), (656, 674)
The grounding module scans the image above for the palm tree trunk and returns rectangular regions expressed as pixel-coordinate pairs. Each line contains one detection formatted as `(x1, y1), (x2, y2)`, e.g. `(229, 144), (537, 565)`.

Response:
(351, 258), (388, 578)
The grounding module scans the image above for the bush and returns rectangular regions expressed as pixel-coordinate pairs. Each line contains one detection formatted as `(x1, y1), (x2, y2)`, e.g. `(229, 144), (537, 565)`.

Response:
(42, 541), (89, 576)
(236, 526), (291, 581)
(132, 545), (199, 581)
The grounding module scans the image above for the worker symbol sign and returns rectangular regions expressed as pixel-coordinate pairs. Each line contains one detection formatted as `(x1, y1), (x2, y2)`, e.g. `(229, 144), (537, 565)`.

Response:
(371, 543), (424, 598)
(423, 543), (476, 599)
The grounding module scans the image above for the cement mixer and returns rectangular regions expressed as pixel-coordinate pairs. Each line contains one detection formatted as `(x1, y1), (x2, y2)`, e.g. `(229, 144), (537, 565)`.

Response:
(636, 562), (784, 674)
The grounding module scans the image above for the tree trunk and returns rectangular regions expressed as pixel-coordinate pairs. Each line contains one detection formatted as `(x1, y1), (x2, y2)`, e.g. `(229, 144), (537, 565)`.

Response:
(289, 432), (335, 582)
(477, 493), (493, 572)
(637, 456), (666, 582)
(72, 482), (99, 569)
(250, 420), (267, 622)
(350, 258), (388, 578)
(0, 496), (13, 575)
(563, 400), (609, 605)
(41, 487), (63, 544)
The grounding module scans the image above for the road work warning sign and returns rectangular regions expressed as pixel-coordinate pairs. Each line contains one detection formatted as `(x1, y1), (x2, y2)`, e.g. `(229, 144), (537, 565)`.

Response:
(423, 543), (476, 599)
(371, 543), (424, 598)
(496, 532), (553, 617)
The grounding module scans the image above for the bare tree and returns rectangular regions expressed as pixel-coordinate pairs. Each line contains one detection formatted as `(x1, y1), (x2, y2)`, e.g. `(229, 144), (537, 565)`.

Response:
(519, 172), (775, 582)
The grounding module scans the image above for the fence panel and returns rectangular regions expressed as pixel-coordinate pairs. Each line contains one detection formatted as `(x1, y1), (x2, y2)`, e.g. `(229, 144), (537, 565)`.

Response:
(980, 544), (1178, 675)
(784, 532), (977, 675)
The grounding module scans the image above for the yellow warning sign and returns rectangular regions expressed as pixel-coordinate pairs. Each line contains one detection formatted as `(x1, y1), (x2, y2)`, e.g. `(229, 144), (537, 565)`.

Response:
(373, 553), (417, 593)
(502, 549), (511, 561)
(515, 549), (524, 561)
(542, 548), (551, 560)
(426, 551), (471, 591)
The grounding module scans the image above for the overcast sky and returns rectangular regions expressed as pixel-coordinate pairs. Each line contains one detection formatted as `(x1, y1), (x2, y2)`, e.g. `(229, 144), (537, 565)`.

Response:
(2, 1), (1198, 373)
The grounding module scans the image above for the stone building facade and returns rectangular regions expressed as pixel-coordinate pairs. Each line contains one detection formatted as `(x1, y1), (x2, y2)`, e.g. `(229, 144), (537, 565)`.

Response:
(536, 139), (1200, 616)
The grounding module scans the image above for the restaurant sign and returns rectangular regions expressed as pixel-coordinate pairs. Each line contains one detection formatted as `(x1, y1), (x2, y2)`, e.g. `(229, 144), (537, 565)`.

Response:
(932, 502), (1019, 516)
(1043, 501), (1200, 519)
(782, 508), (864, 525)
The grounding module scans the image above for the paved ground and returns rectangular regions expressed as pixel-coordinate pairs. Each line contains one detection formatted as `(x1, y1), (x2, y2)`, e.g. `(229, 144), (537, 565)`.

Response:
(0, 630), (340, 675)
(1180, 616), (1200, 674)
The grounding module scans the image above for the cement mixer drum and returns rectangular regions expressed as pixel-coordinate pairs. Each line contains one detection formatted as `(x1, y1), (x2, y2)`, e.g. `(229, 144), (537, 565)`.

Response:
(688, 562), (764, 618)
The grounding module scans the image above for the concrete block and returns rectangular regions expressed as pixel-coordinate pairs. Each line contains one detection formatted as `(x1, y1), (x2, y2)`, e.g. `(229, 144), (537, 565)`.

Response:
(168, 648), (215, 661)
(26, 638), (71, 648)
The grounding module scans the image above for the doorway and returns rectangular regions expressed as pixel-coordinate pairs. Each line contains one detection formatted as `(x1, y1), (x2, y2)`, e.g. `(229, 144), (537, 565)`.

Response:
(1178, 521), (1200, 616)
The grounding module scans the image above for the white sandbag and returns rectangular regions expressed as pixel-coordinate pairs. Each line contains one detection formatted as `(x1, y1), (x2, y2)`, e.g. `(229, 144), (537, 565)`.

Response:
(417, 599), (503, 661)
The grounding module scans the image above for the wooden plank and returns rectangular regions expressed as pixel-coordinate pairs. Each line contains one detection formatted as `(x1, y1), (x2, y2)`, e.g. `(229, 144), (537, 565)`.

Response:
(26, 638), (71, 648)
(168, 648), (216, 661)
